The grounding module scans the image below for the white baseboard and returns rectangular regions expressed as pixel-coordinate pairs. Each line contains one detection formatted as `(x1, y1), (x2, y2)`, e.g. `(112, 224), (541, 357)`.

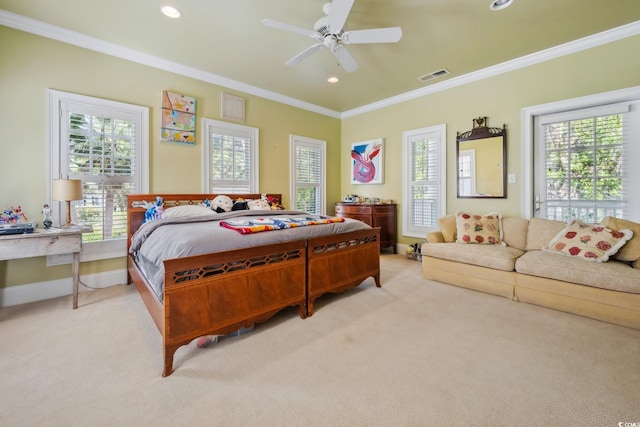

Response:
(0, 269), (128, 308)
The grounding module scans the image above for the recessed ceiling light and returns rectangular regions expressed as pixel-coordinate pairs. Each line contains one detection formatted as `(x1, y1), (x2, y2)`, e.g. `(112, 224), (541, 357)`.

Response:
(328, 77), (339, 83)
(161, 6), (182, 19)
(490, 0), (513, 11)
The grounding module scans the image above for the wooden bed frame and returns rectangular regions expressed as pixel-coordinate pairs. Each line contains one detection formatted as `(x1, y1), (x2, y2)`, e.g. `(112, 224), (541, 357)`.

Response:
(126, 194), (381, 376)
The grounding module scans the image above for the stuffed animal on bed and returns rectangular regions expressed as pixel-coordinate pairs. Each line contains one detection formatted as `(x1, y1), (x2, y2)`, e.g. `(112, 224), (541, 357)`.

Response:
(211, 195), (233, 213)
(247, 199), (271, 210)
(143, 196), (164, 223)
(231, 199), (249, 211)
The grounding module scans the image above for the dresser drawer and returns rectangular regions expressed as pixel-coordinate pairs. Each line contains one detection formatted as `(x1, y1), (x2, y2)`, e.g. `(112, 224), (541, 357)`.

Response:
(335, 204), (373, 215)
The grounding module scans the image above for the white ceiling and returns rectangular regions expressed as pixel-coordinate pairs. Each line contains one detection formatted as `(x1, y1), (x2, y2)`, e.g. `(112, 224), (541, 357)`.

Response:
(2, 0), (640, 115)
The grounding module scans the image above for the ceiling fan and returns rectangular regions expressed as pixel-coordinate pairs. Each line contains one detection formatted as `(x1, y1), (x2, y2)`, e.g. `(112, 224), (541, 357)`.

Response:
(262, 0), (402, 73)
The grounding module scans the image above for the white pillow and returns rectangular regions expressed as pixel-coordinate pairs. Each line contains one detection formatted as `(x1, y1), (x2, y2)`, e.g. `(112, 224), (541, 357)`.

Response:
(162, 205), (216, 219)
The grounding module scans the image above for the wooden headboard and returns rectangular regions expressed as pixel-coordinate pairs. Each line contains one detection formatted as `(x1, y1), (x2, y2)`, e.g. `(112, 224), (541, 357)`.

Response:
(126, 193), (282, 250)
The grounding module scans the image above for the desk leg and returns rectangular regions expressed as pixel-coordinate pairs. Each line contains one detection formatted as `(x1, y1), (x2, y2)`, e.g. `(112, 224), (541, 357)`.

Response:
(72, 251), (80, 309)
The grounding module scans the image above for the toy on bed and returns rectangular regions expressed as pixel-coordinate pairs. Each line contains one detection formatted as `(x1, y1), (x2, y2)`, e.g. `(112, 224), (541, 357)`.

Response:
(211, 194), (233, 213)
(142, 197), (164, 223)
(231, 198), (249, 211)
(266, 195), (285, 210)
(247, 199), (271, 210)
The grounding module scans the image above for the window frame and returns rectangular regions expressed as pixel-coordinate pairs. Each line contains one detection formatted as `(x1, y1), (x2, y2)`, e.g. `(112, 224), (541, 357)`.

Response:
(289, 134), (326, 215)
(201, 118), (259, 194)
(522, 86), (640, 221)
(47, 89), (149, 263)
(401, 124), (447, 238)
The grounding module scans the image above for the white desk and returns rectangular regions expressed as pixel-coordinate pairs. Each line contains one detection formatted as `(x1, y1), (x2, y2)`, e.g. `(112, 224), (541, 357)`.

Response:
(0, 228), (83, 309)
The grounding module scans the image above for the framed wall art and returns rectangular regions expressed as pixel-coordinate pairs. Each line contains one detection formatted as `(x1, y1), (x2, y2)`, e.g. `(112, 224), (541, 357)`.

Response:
(350, 138), (384, 184)
(161, 91), (196, 145)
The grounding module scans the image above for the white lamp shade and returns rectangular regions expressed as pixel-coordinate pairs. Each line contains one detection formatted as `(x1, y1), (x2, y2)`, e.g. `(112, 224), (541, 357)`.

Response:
(52, 179), (83, 201)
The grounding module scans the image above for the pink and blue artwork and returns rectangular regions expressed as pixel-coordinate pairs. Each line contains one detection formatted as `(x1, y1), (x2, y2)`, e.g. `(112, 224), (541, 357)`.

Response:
(351, 138), (384, 184)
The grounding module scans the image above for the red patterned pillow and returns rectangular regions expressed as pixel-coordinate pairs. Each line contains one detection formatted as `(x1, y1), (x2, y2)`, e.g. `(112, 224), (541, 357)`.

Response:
(543, 219), (632, 262)
(455, 211), (504, 245)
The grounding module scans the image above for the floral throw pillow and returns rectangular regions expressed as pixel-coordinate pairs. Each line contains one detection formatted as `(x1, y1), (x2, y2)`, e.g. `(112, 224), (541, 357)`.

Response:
(455, 211), (504, 245)
(543, 219), (632, 262)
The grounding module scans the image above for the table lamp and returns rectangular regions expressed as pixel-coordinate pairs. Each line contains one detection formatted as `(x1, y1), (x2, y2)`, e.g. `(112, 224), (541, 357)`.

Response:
(52, 179), (83, 227)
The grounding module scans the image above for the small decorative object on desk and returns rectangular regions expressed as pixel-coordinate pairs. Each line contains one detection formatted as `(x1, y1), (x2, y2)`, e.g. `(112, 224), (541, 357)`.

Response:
(0, 206), (28, 224)
(42, 204), (53, 229)
(343, 194), (360, 203)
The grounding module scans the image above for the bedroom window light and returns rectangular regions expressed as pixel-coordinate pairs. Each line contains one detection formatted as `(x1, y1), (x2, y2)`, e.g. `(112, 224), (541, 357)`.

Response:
(530, 94), (640, 223)
(48, 89), (149, 263)
(290, 135), (326, 215)
(402, 124), (447, 238)
(202, 118), (259, 194)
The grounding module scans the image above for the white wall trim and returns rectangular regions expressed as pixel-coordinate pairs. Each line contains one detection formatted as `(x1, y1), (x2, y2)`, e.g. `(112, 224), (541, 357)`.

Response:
(0, 9), (340, 119)
(1, 9), (639, 119)
(342, 20), (640, 118)
(0, 269), (128, 308)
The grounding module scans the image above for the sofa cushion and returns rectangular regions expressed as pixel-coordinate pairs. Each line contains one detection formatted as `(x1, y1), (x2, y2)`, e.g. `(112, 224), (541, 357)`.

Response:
(525, 217), (567, 251)
(438, 214), (457, 242)
(543, 219), (632, 262)
(422, 242), (524, 272)
(516, 250), (640, 294)
(455, 211), (504, 245)
(501, 217), (529, 251)
(601, 216), (640, 263)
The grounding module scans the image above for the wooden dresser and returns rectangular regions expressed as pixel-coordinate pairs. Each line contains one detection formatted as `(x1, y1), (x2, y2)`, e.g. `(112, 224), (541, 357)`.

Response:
(334, 202), (397, 253)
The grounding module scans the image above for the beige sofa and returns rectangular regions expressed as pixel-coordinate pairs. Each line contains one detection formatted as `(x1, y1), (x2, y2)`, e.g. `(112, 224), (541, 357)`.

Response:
(421, 215), (640, 329)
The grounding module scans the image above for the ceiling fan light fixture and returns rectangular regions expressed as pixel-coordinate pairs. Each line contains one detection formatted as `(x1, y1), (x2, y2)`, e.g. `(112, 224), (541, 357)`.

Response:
(161, 6), (182, 19)
(490, 0), (513, 11)
(328, 77), (339, 83)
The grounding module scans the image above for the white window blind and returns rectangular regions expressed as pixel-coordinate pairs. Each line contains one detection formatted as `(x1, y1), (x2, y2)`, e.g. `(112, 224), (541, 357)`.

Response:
(202, 119), (259, 194)
(65, 112), (136, 241)
(402, 124), (446, 238)
(534, 102), (635, 223)
(48, 89), (149, 262)
(290, 135), (325, 215)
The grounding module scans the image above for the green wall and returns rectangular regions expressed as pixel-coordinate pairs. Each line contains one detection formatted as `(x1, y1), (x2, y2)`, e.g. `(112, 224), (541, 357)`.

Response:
(2, 24), (640, 290)
(0, 26), (340, 287)
(341, 34), (640, 243)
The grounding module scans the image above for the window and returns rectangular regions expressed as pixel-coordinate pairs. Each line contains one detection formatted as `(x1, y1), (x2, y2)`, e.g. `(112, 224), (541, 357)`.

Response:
(523, 87), (640, 222)
(48, 90), (149, 262)
(290, 135), (326, 215)
(402, 124), (447, 238)
(202, 119), (259, 193)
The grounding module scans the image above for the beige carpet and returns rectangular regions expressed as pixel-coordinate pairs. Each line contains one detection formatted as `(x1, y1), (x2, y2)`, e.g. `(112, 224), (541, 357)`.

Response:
(1, 254), (639, 426)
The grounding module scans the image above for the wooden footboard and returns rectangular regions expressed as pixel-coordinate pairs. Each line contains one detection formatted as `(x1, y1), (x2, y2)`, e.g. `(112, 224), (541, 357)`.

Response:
(130, 241), (307, 377)
(306, 227), (381, 316)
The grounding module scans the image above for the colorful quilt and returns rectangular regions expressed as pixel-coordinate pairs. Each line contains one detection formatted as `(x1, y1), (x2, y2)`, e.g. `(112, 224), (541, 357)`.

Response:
(220, 215), (345, 234)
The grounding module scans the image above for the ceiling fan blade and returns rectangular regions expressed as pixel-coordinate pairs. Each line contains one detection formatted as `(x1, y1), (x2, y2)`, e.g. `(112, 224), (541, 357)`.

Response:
(262, 18), (317, 38)
(332, 45), (359, 72)
(341, 27), (403, 44)
(285, 43), (324, 66)
(327, 0), (355, 34)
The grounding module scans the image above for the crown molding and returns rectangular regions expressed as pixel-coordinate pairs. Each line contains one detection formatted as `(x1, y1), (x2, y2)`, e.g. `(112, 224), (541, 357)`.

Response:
(341, 20), (640, 118)
(2, 9), (639, 120)
(0, 9), (341, 119)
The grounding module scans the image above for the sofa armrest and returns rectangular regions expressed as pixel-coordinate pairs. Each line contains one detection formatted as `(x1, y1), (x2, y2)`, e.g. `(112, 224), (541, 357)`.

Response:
(426, 231), (445, 243)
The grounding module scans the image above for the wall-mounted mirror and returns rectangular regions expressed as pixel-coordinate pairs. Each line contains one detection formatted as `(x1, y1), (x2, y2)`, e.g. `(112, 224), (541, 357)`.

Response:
(456, 117), (507, 199)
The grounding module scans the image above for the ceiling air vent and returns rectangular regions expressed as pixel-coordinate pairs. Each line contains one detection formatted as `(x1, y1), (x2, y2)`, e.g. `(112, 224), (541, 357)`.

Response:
(418, 68), (450, 83)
